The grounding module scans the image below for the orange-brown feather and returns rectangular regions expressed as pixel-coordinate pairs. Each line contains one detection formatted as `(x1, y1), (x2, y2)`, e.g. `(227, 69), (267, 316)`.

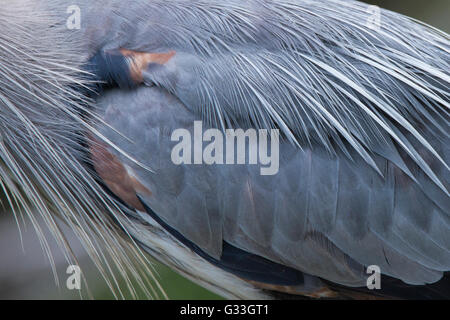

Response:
(120, 49), (176, 83)
(89, 137), (151, 211)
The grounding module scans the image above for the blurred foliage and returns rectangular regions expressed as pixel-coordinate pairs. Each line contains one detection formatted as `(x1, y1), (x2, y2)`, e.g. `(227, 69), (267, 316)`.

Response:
(91, 263), (223, 300)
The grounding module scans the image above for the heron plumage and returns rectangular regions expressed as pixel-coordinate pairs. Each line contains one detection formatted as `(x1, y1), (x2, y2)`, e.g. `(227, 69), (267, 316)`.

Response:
(94, 85), (449, 291)
(0, 0), (448, 299)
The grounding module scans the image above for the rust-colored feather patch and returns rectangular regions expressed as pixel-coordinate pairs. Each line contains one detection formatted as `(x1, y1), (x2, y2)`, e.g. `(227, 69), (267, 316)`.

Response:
(90, 137), (151, 211)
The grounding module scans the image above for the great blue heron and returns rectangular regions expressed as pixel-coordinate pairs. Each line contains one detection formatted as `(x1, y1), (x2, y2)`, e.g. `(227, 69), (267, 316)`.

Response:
(0, 0), (449, 299)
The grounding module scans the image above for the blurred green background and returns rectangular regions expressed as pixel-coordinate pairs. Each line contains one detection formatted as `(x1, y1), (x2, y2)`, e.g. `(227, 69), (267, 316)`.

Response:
(0, 0), (449, 300)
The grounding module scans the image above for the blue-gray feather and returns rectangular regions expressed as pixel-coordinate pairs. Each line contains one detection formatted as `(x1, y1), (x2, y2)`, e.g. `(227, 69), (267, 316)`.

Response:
(72, 0), (449, 194)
